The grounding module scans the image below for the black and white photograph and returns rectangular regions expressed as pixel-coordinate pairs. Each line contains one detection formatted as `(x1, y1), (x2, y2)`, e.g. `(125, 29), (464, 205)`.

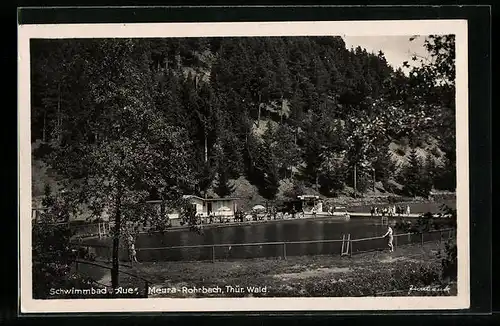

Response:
(18, 19), (469, 313)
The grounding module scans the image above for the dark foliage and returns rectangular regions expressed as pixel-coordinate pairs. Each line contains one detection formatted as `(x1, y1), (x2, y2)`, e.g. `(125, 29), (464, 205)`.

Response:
(301, 261), (444, 297)
(438, 238), (457, 281)
(32, 185), (96, 298)
(31, 36), (455, 201)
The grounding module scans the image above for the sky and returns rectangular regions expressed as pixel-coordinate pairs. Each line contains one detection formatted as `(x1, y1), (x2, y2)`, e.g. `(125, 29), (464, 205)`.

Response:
(341, 35), (428, 74)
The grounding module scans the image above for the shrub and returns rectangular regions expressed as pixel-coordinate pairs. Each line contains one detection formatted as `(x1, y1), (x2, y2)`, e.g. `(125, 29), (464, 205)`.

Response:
(391, 262), (442, 290)
(33, 221), (78, 299)
(394, 219), (412, 233)
(387, 196), (403, 204)
(409, 212), (435, 233)
(430, 146), (442, 158)
(437, 238), (457, 281)
(303, 261), (444, 297)
(438, 204), (457, 229)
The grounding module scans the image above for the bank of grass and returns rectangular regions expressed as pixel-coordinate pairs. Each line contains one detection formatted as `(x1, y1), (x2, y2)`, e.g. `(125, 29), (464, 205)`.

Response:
(121, 241), (456, 298)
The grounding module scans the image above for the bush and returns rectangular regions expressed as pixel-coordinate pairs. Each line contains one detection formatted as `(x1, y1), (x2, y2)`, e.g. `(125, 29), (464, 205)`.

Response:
(414, 212), (434, 232)
(390, 262), (442, 290)
(394, 219), (412, 233)
(430, 146), (442, 158)
(387, 196), (403, 204)
(303, 261), (444, 297)
(437, 238), (457, 281)
(439, 204), (457, 229)
(282, 180), (308, 200)
(33, 222), (78, 299)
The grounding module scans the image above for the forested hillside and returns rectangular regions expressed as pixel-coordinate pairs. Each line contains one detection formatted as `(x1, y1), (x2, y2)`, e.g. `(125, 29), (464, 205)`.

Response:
(30, 36), (456, 205)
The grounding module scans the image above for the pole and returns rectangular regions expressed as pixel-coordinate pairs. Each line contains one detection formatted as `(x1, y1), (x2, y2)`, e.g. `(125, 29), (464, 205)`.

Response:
(111, 191), (122, 293)
(212, 246), (215, 263)
(421, 232), (424, 246)
(283, 242), (287, 260)
(373, 168), (376, 191)
(348, 235), (352, 257)
(353, 164), (357, 198)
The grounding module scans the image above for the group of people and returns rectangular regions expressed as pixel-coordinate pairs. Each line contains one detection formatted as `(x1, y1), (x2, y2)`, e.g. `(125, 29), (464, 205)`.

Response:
(193, 208), (294, 225)
(370, 205), (411, 217)
(194, 212), (232, 224)
(250, 208), (304, 221)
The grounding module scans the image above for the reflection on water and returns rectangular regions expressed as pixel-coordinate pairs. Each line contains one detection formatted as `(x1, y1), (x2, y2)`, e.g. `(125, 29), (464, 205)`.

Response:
(132, 219), (389, 262)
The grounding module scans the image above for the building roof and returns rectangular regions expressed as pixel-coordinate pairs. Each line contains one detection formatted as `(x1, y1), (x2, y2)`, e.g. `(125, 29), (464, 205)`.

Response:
(297, 195), (320, 200)
(144, 195), (241, 205)
(183, 195), (240, 202)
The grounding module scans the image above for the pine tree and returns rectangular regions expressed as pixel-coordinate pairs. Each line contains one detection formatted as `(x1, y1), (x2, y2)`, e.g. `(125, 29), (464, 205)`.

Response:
(214, 166), (235, 198)
(424, 153), (438, 188)
(318, 152), (348, 197)
(252, 129), (280, 200)
(373, 147), (396, 183)
(401, 149), (428, 197)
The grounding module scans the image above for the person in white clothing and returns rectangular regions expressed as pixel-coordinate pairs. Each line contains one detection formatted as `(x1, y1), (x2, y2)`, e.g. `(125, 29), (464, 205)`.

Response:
(382, 226), (394, 252)
(127, 233), (138, 263)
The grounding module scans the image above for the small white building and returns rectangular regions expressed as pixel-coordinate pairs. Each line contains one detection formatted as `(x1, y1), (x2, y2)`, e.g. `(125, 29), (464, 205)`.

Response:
(297, 195), (323, 214)
(182, 195), (239, 218)
(146, 195), (240, 220)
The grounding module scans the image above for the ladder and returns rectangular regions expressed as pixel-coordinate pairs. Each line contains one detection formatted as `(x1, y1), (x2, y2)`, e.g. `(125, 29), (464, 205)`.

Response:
(341, 233), (351, 256)
(98, 221), (110, 238)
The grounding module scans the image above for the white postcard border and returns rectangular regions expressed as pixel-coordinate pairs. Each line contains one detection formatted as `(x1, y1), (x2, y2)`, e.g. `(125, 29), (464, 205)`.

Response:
(18, 19), (470, 313)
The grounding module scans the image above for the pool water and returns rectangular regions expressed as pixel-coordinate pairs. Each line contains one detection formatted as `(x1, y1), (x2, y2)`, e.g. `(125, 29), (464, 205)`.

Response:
(84, 218), (407, 262)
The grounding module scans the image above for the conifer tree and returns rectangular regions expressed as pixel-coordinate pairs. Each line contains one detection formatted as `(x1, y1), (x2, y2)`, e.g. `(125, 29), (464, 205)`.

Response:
(214, 165), (235, 198)
(372, 147), (396, 183)
(401, 149), (430, 197)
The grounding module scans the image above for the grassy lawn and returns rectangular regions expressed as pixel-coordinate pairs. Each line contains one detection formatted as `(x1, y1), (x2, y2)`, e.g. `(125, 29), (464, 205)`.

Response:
(112, 241), (456, 298)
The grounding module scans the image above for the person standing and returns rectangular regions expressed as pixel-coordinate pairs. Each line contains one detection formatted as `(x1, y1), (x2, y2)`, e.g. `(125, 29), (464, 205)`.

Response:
(127, 233), (138, 263)
(406, 205), (411, 216)
(381, 225), (394, 252)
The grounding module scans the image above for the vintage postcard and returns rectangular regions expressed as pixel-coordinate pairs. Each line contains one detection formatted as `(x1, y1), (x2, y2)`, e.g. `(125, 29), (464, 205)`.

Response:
(18, 19), (469, 313)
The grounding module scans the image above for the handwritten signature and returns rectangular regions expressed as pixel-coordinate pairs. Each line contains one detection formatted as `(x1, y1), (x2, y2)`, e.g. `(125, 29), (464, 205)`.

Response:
(408, 285), (451, 295)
